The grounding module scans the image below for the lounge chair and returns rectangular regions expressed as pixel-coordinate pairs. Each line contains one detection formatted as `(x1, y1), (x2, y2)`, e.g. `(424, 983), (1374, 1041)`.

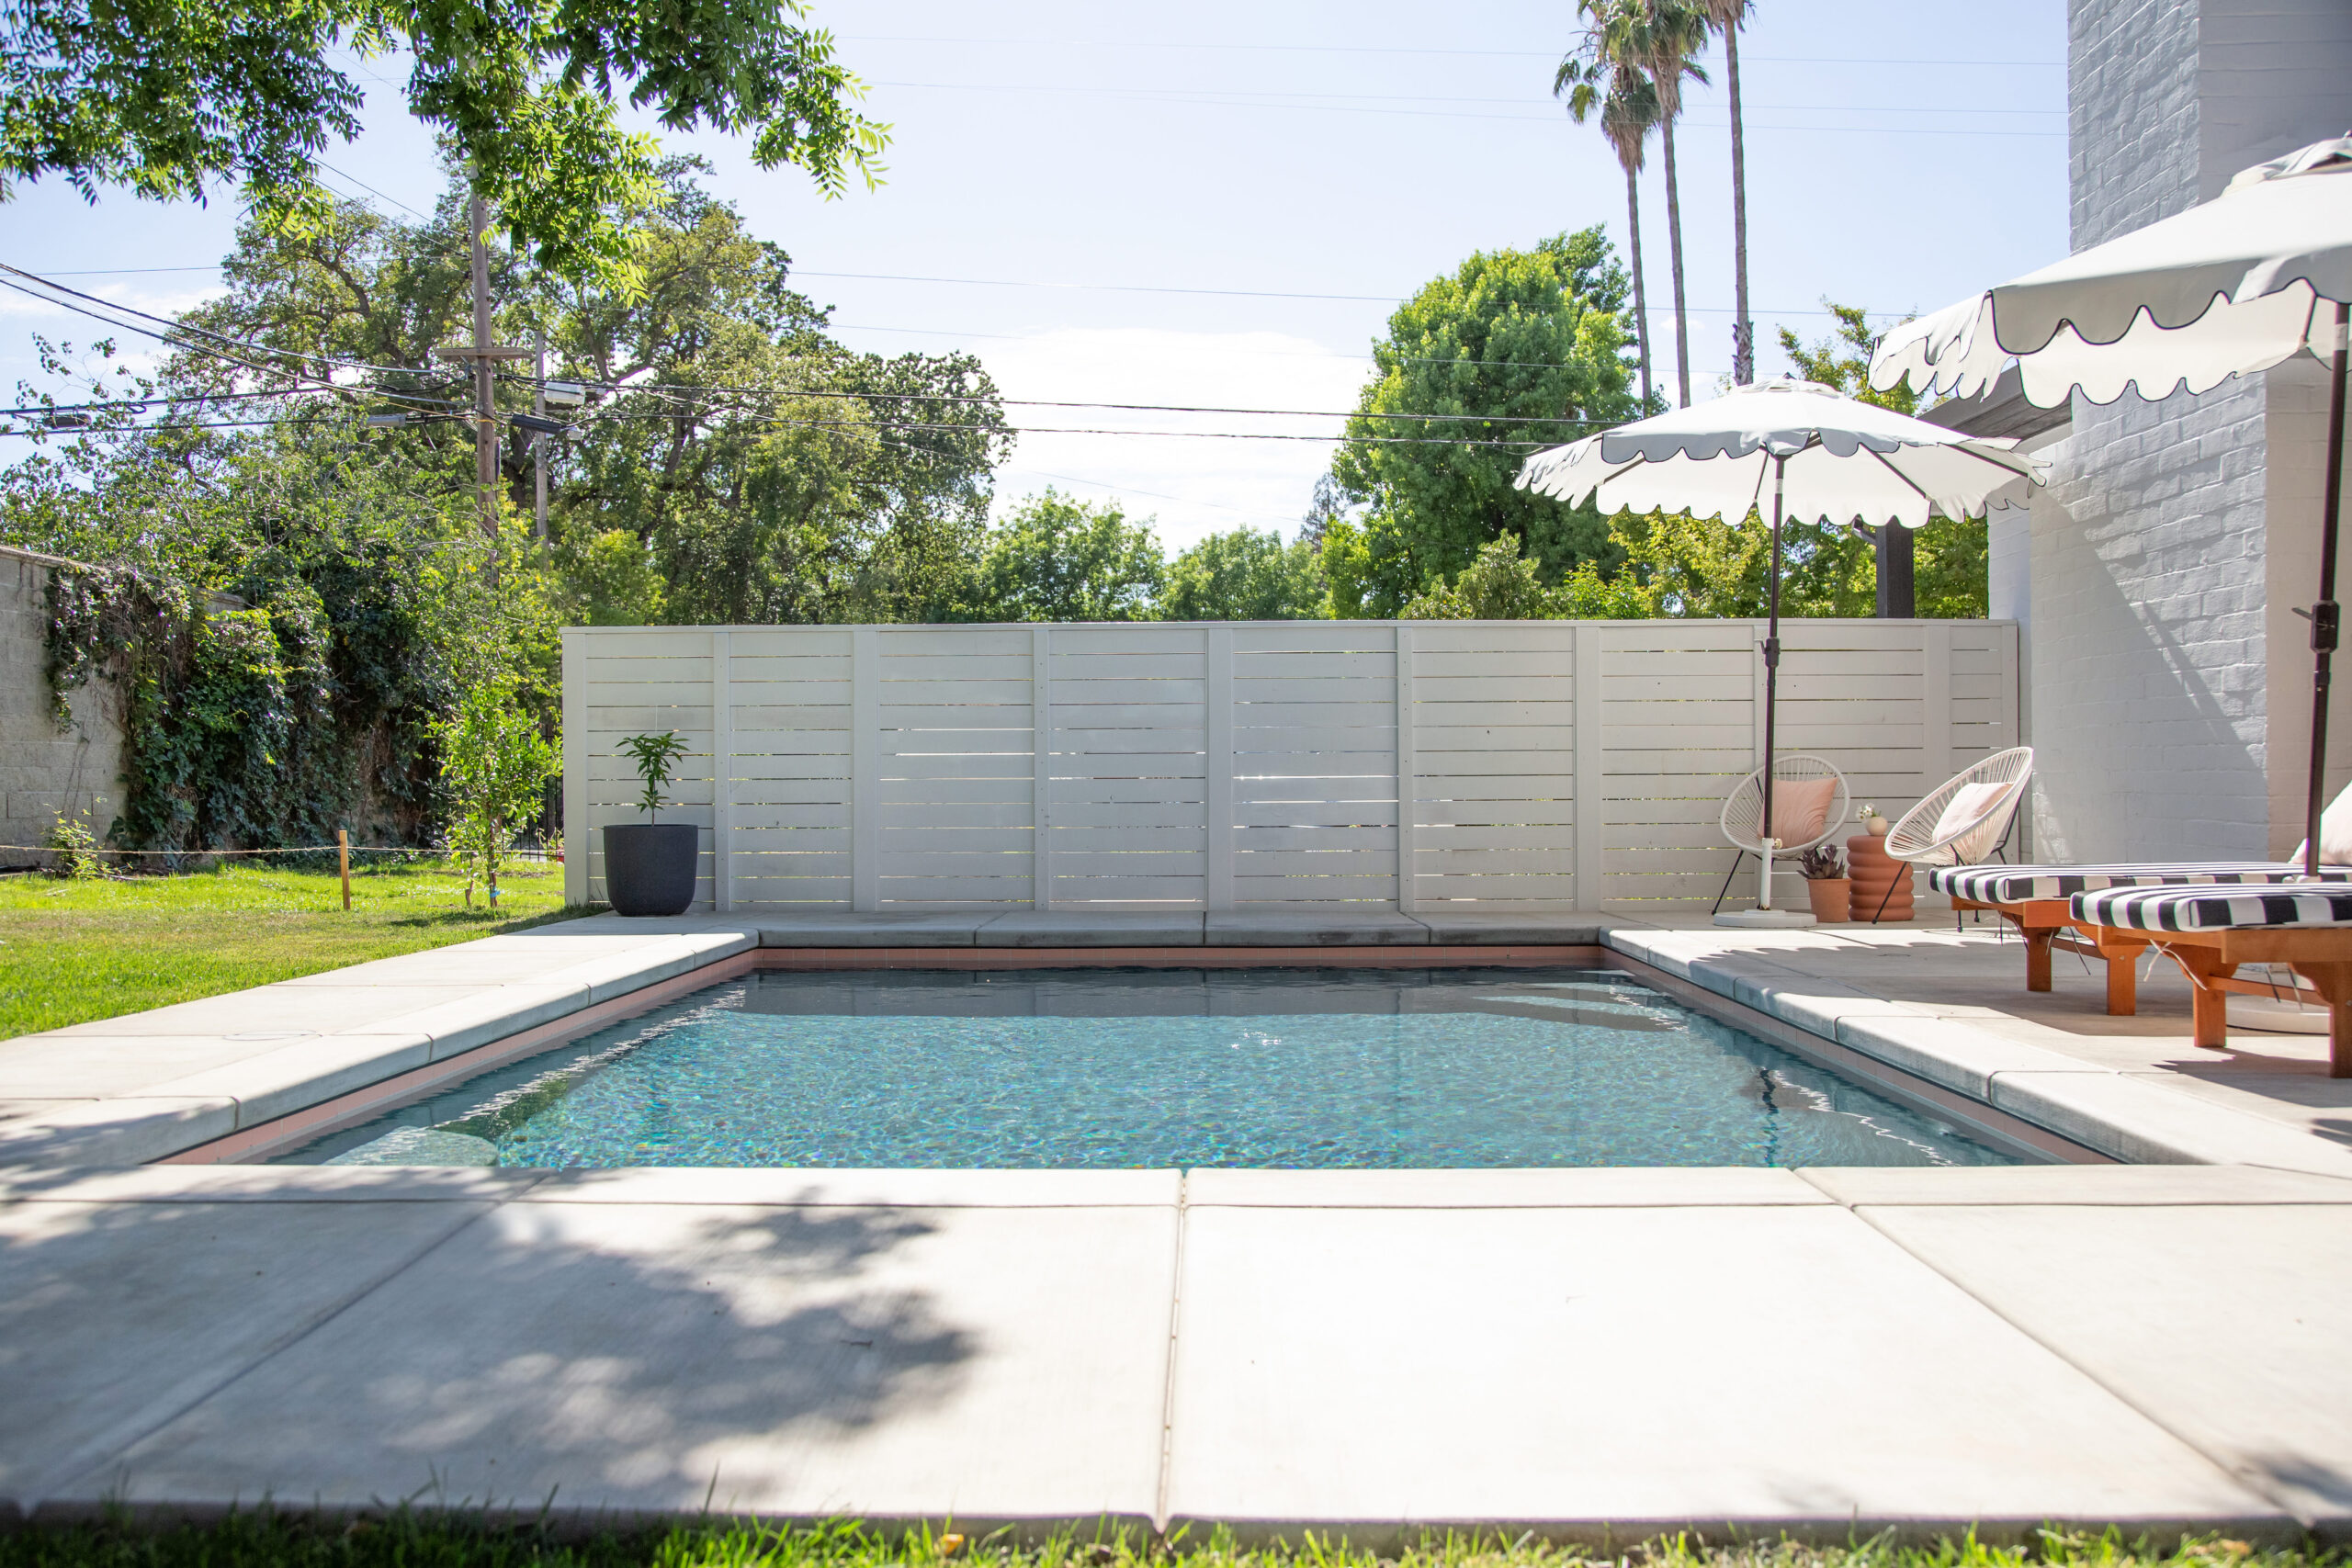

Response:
(2067, 883), (2352, 1077)
(1871, 747), (2033, 923)
(1930, 861), (2352, 1014)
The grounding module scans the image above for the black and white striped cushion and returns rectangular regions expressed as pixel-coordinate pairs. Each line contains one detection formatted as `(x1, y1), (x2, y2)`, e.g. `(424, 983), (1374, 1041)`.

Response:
(2070, 884), (2352, 931)
(1929, 862), (2350, 904)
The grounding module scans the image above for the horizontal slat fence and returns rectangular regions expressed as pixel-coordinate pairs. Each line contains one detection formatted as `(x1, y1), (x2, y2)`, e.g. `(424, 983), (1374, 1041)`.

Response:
(564, 619), (2019, 916)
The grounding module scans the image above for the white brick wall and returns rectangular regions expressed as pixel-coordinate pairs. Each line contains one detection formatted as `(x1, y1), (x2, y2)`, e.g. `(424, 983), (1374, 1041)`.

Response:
(0, 548), (123, 865)
(2031, 0), (2352, 863)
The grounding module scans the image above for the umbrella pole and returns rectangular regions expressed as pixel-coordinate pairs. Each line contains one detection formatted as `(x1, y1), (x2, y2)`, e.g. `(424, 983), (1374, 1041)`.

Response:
(2306, 300), (2349, 878)
(1758, 456), (1786, 908)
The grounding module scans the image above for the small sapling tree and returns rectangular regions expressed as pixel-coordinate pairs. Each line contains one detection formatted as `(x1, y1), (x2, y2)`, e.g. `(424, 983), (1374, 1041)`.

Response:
(617, 731), (691, 821)
(436, 686), (560, 909)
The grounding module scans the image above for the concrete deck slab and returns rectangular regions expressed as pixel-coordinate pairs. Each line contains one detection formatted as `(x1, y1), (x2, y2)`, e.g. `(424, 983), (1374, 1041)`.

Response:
(1184, 1168), (1829, 1207)
(0, 1164), (551, 1203)
(0, 1097), (238, 1167)
(977, 911), (1206, 946)
(1800, 1163), (2352, 1206)
(527, 1168), (1182, 1207)
(37, 984), (502, 1039)
(1987, 1069), (2352, 1176)
(1860, 1201), (2352, 1528)
(1162, 1202), (2284, 1535)
(55, 1196), (1179, 1526)
(1408, 912), (1607, 944)
(756, 913), (994, 947)
(142, 1032), (437, 1129)
(1204, 908), (1429, 946)
(0, 1193), (502, 1509)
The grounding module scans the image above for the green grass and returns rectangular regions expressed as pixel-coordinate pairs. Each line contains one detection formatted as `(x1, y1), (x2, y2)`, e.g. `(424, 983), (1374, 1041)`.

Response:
(0, 1517), (2333, 1568)
(0, 859), (590, 1039)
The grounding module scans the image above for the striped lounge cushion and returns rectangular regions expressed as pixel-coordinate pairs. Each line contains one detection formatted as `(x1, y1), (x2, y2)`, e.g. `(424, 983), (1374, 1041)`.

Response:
(2070, 885), (2352, 931)
(1929, 862), (2352, 904)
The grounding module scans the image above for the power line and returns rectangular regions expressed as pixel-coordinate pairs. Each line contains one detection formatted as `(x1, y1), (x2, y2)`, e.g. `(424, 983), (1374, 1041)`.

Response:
(840, 35), (2063, 68)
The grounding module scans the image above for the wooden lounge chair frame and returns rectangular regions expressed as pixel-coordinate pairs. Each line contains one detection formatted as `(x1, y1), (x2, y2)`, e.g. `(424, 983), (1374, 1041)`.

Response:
(2062, 918), (2352, 1077)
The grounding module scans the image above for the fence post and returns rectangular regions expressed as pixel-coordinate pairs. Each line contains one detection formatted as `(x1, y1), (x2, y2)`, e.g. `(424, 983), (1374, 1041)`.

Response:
(1206, 626), (1234, 911)
(852, 626), (878, 912)
(1032, 625), (1054, 910)
(1395, 624), (1417, 912)
(711, 627), (732, 913)
(561, 626), (587, 907)
(1575, 622), (1605, 912)
(1923, 620), (1953, 796)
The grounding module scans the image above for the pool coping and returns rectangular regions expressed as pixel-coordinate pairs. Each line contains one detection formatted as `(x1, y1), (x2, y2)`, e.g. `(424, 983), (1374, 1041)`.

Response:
(0, 908), (2346, 1176)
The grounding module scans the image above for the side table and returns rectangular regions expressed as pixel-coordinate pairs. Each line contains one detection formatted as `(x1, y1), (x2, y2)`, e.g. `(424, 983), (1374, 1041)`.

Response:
(1847, 832), (1913, 922)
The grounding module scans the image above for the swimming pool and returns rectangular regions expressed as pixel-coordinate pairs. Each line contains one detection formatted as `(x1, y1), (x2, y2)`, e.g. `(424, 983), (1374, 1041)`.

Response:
(272, 966), (2022, 1169)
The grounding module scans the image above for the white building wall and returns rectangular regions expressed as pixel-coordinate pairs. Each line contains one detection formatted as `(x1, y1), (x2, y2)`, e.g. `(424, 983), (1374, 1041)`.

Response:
(2031, 0), (2352, 863)
(0, 547), (123, 865)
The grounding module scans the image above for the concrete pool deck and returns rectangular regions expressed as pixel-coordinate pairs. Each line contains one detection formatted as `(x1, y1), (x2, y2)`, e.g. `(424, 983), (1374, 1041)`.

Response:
(3, 908), (2351, 1536)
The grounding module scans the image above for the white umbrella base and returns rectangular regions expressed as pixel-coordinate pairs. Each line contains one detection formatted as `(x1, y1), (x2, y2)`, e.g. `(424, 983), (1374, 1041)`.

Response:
(1714, 908), (1818, 929)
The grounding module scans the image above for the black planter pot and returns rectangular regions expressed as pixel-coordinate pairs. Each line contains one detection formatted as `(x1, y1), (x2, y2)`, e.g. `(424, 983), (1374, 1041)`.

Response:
(603, 822), (698, 917)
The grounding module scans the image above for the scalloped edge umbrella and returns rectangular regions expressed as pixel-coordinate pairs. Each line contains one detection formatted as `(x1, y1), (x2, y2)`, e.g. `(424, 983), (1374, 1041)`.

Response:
(1871, 135), (2352, 874)
(1517, 376), (2045, 924)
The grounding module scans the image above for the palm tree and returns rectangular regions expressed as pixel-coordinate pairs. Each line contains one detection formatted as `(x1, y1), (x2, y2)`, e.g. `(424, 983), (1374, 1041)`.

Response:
(1621, 0), (1710, 409)
(1556, 54), (1659, 407)
(1701, 0), (1755, 383)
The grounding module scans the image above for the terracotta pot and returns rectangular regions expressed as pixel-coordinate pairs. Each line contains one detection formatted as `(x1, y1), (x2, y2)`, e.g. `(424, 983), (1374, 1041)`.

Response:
(1804, 876), (1852, 923)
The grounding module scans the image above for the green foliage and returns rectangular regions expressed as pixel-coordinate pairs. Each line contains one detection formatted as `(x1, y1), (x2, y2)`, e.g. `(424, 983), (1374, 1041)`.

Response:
(0, 1508), (2333, 1568)
(0, 0), (888, 289)
(958, 490), (1165, 622)
(616, 731), (690, 821)
(1609, 508), (1873, 619)
(1399, 532), (1653, 621)
(1777, 299), (1991, 619)
(1159, 527), (1328, 621)
(435, 685), (560, 908)
(41, 810), (105, 879)
(172, 167), (1012, 628)
(1329, 228), (1644, 615)
(16, 389), (558, 851)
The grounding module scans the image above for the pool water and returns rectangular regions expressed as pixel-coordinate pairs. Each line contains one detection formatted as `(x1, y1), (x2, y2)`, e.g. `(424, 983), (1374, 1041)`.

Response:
(274, 967), (2021, 1169)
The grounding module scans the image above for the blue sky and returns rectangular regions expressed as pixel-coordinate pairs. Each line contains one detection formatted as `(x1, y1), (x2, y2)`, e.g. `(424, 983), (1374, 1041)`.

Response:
(0, 0), (2067, 549)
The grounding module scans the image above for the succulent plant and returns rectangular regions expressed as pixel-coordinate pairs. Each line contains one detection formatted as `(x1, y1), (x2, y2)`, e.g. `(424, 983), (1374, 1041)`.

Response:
(1797, 842), (1848, 881)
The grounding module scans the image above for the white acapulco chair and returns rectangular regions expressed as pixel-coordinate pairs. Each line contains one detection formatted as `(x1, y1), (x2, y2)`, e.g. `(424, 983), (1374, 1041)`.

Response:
(1712, 753), (1850, 928)
(1873, 746), (2035, 925)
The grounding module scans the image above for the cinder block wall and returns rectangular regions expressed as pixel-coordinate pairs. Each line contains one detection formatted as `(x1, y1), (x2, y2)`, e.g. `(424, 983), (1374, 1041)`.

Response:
(0, 547), (123, 866)
(2030, 0), (2352, 862)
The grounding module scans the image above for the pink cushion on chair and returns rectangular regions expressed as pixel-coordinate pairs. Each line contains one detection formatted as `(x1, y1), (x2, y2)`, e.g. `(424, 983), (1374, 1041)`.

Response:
(1765, 776), (1838, 846)
(1934, 781), (2015, 862)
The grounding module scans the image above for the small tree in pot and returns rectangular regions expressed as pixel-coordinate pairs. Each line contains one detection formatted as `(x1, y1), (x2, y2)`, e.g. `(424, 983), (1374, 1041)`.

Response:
(605, 731), (698, 917)
(1797, 842), (1850, 924)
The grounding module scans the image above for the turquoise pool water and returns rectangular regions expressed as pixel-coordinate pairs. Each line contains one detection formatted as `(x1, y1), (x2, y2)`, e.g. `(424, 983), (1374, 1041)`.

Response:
(276, 967), (2021, 1169)
(274, 967), (2019, 1169)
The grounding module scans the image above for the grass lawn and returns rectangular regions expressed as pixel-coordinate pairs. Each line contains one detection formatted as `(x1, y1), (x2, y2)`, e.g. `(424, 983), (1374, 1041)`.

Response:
(0, 859), (588, 1040)
(0, 1517), (2328, 1568)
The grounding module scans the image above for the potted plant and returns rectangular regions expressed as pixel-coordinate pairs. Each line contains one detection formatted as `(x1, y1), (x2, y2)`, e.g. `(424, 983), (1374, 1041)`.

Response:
(1798, 843), (1851, 923)
(605, 731), (697, 917)
(1858, 802), (1891, 838)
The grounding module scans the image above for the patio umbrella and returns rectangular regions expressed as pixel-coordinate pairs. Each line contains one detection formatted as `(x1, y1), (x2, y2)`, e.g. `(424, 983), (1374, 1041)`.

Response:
(1516, 377), (2045, 919)
(1870, 134), (2352, 874)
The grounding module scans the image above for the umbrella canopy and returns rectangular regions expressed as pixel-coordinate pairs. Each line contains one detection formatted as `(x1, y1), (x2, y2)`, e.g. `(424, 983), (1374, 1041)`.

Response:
(1515, 378), (2047, 921)
(1868, 135), (2352, 876)
(1869, 136), (2351, 406)
(1517, 376), (2042, 524)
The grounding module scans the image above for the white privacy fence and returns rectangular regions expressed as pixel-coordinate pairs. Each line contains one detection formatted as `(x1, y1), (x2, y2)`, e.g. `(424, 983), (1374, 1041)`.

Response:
(561, 619), (2020, 916)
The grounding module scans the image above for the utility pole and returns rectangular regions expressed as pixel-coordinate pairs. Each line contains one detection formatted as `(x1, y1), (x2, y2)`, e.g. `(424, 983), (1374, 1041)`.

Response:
(435, 190), (532, 551)
(470, 189), (496, 543)
(534, 327), (548, 541)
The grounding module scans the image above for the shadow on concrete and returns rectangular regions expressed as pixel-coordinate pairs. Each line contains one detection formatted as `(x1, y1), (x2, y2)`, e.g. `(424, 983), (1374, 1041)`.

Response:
(5, 1185), (979, 1517)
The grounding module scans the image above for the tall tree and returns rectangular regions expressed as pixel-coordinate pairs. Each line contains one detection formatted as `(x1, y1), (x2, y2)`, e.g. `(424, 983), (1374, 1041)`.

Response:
(1702, 0), (1756, 384)
(1159, 527), (1327, 621)
(1583, 0), (1707, 409)
(1555, 53), (1658, 407)
(957, 491), (1165, 623)
(0, 0), (888, 288)
(1328, 230), (1643, 615)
